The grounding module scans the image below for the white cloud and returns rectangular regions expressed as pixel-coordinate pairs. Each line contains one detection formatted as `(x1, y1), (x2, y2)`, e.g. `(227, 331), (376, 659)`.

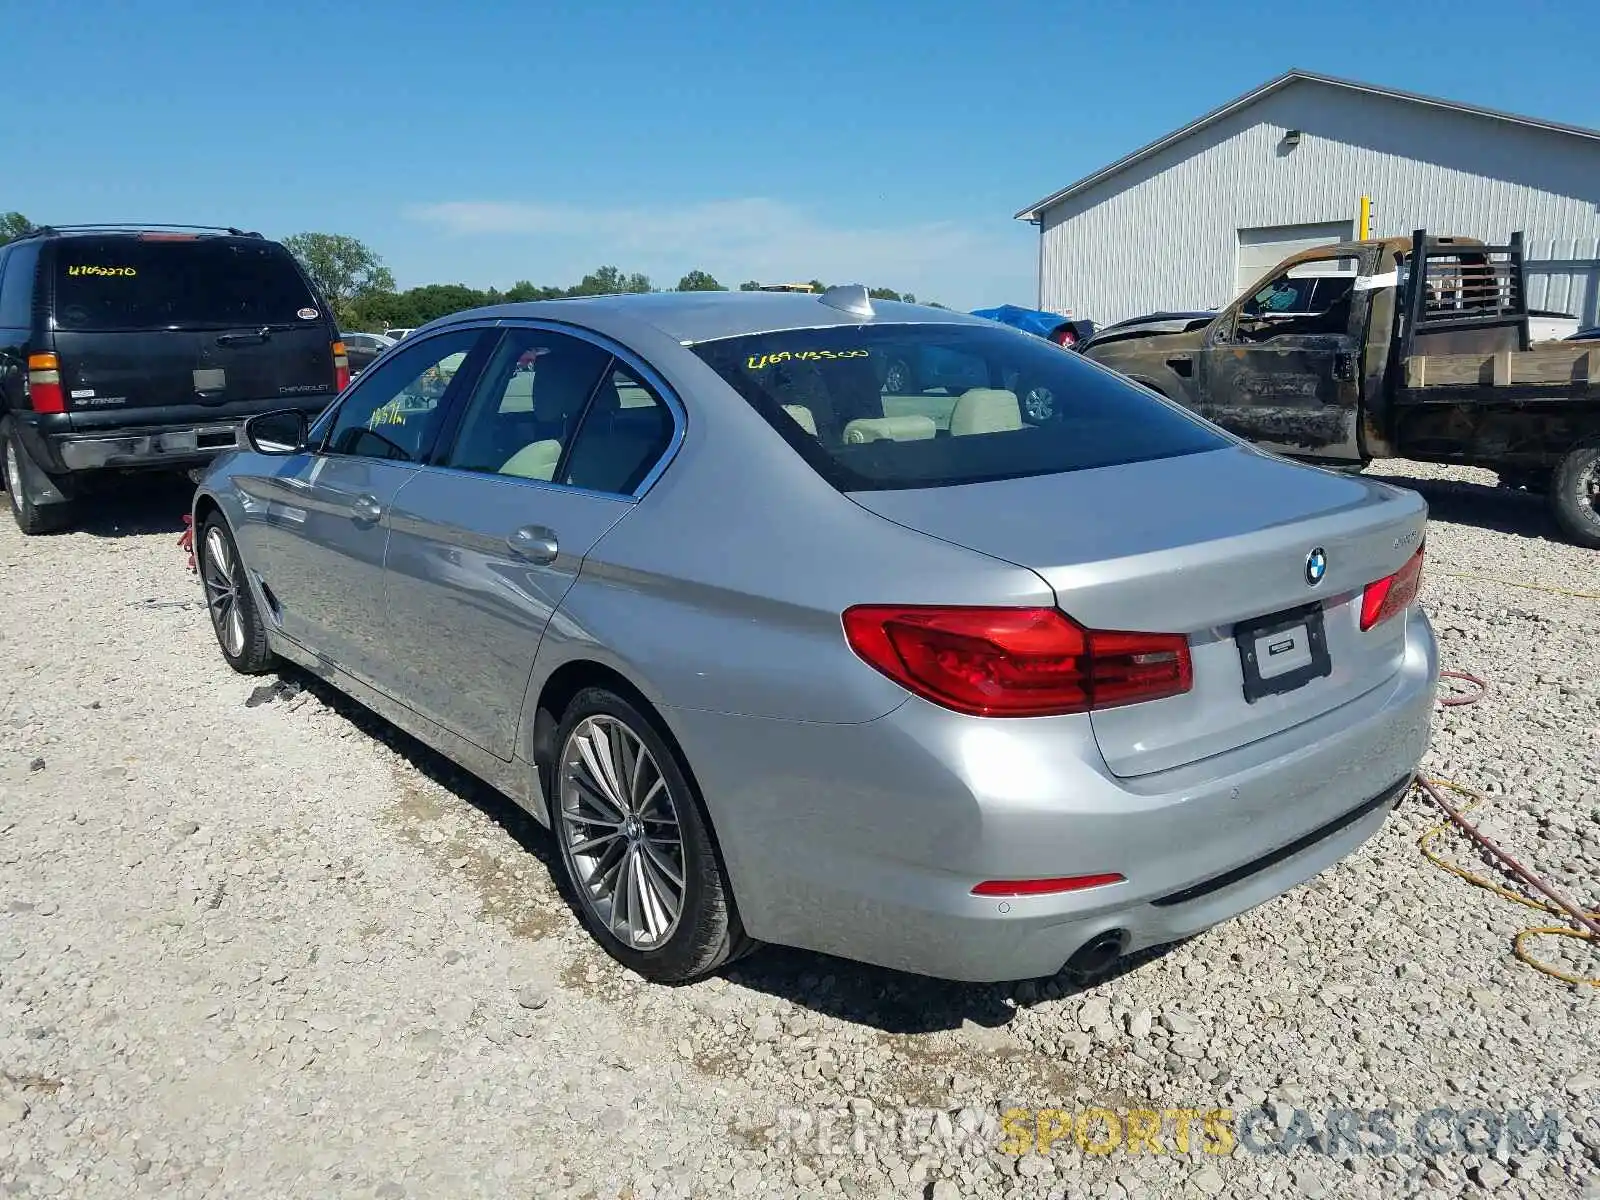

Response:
(403, 197), (1032, 309)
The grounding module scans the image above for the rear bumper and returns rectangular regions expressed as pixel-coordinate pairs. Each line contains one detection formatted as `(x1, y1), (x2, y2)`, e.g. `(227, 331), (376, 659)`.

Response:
(54, 423), (243, 470)
(663, 606), (1438, 982)
(13, 394), (334, 475)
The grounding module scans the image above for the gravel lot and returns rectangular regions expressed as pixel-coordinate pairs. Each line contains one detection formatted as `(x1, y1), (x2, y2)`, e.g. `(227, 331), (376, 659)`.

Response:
(2, 461), (1597, 1200)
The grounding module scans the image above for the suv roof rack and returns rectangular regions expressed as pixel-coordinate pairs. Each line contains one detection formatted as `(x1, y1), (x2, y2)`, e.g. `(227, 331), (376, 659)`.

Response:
(19, 223), (263, 239)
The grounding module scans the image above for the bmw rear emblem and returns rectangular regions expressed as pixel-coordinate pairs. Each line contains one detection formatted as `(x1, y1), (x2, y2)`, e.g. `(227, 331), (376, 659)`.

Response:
(1305, 547), (1328, 586)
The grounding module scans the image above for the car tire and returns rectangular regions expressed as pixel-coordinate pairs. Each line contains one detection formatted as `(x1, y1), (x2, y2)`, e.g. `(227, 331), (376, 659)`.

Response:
(550, 687), (754, 982)
(197, 513), (274, 674)
(2, 430), (73, 535)
(1549, 442), (1600, 548)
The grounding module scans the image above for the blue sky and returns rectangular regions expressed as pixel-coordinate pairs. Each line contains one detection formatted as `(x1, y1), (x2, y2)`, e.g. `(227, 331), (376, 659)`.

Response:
(4, 0), (1594, 310)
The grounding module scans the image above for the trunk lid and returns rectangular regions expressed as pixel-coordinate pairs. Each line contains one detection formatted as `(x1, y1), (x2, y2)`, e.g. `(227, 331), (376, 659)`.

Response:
(850, 446), (1427, 778)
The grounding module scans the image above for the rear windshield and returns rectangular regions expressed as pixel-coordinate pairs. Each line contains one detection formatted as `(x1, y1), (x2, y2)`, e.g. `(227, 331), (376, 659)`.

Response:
(690, 323), (1227, 491)
(52, 237), (321, 332)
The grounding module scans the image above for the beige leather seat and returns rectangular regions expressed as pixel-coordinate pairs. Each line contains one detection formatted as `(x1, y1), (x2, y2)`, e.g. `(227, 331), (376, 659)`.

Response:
(782, 404), (818, 436)
(949, 388), (1023, 436)
(499, 438), (563, 481)
(841, 415), (937, 444)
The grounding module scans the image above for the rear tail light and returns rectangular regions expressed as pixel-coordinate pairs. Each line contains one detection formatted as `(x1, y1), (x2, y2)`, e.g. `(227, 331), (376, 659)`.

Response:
(1051, 326), (1078, 347)
(26, 353), (64, 414)
(332, 341), (350, 391)
(841, 605), (1192, 717)
(1360, 544), (1425, 631)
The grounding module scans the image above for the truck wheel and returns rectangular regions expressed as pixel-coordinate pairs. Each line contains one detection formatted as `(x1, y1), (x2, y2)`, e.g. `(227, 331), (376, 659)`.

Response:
(2, 430), (73, 535)
(1549, 443), (1600, 549)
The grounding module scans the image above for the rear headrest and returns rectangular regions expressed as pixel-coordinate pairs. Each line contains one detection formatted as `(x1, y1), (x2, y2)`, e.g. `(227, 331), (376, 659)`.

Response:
(499, 439), (562, 481)
(949, 388), (1022, 436)
(781, 404), (818, 436)
(842, 415), (937, 444)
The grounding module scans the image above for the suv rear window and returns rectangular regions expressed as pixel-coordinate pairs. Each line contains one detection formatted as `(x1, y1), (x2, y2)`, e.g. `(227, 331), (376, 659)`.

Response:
(690, 323), (1227, 491)
(52, 236), (322, 332)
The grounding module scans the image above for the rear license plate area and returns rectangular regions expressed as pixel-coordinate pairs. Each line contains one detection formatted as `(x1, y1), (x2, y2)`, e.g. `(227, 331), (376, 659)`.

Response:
(1233, 601), (1331, 703)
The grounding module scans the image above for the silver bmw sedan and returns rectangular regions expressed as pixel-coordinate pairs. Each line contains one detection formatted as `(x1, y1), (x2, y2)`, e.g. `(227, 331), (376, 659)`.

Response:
(192, 286), (1438, 984)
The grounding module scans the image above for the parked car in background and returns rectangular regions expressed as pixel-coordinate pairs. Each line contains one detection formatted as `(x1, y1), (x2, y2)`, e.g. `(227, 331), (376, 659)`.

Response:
(875, 305), (1098, 422)
(1086, 311), (1220, 344)
(0, 224), (346, 534)
(383, 327), (415, 341)
(193, 286), (1437, 986)
(339, 331), (397, 376)
(971, 304), (1096, 349)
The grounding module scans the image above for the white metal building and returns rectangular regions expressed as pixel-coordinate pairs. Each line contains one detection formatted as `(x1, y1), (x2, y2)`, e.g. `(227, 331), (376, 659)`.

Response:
(1017, 70), (1600, 327)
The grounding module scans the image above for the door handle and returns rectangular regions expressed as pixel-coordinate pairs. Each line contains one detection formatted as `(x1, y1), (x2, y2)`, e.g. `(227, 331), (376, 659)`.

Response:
(507, 524), (558, 564)
(351, 493), (384, 522)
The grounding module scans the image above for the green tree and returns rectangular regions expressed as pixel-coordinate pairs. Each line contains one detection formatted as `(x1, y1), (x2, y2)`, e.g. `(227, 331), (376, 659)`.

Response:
(675, 269), (724, 292)
(0, 212), (35, 246)
(809, 279), (826, 294)
(505, 280), (564, 303)
(738, 280), (762, 291)
(398, 283), (492, 324)
(867, 287), (903, 302)
(567, 266), (654, 296)
(283, 232), (396, 325)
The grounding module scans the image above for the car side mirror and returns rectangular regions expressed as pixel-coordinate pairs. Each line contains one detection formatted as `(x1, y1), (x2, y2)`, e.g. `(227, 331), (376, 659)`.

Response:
(243, 409), (309, 455)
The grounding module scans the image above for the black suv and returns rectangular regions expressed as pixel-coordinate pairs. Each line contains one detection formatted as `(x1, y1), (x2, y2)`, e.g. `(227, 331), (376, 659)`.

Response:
(0, 225), (348, 533)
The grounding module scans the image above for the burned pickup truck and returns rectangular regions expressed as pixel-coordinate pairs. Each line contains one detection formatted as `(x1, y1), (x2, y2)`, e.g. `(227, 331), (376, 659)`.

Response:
(1082, 230), (1600, 547)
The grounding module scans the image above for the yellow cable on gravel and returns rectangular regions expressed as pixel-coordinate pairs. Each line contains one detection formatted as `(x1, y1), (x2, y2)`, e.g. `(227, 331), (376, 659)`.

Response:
(1435, 572), (1600, 601)
(1417, 776), (1600, 988)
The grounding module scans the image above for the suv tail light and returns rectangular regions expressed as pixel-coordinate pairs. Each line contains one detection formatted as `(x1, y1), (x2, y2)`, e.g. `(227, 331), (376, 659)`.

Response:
(841, 606), (1192, 717)
(1051, 326), (1078, 348)
(26, 353), (64, 414)
(1360, 544), (1425, 631)
(332, 341), (350, 391)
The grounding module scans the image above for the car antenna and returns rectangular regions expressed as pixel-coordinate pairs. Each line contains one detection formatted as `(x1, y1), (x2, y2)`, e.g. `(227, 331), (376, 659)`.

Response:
(818, 284), (874, 318)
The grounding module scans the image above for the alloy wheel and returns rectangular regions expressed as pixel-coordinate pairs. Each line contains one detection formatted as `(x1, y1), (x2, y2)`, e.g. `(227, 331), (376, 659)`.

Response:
(558, 715), (687, 950)
(1023, 385), (1056, 422)
(4, 440), (20, 498)
(201, 526), (246, 657)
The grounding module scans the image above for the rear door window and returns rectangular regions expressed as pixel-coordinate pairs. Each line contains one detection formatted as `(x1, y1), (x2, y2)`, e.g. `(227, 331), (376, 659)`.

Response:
(52, 236), (323, 331)
(441, 328), (613, 479)
(690, 323), (1226, 492)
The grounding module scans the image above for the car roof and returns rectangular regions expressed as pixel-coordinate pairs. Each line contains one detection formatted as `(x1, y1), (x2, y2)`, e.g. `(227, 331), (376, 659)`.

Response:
(427, 290), (992, 346)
